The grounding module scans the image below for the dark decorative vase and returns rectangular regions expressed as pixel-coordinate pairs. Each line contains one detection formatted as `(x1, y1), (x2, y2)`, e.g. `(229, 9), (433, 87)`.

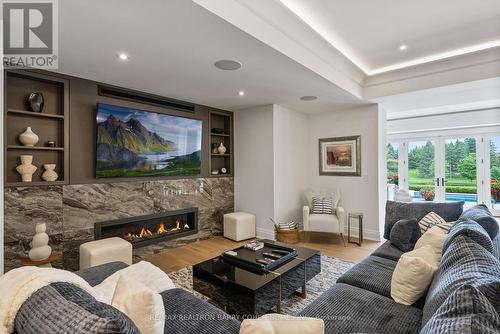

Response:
(28, 92), (44, 112)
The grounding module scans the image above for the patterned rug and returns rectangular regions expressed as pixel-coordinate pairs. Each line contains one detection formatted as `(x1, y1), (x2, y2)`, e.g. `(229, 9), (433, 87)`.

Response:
(168, 255), (354, 315)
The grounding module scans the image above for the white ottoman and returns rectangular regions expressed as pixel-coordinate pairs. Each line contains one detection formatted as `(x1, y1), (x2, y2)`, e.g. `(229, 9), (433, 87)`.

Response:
(223, 212), (256, 241)
(79, 237), (132, 270)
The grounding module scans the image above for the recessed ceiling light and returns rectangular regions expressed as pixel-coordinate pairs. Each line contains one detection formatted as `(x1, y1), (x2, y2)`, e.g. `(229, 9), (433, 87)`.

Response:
(238, 91), (245, 96)
(214, 59), (242, 71)
(300, 95), (317, 101)
(118, 53), (129, 60)
(399, 45), (407, 51)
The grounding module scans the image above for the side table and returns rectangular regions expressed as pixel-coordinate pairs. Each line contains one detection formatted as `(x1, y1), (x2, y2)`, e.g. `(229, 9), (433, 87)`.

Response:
(21, 251), (60, 268)
(347, 213), (363, 246)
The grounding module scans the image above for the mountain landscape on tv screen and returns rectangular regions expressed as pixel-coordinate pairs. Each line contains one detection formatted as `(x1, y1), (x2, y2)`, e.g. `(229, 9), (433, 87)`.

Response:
(96, 104), (202, 178)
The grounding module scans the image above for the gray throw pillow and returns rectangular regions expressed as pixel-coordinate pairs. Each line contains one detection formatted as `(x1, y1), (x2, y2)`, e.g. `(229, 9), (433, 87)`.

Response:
(458, 204), (499, 240)
(444, 219), (493, 254)
(422, 234), (500, 325)
(420, 284), (500, 334)
(389, 218), (421, 252)
(15, 282), (139, 334)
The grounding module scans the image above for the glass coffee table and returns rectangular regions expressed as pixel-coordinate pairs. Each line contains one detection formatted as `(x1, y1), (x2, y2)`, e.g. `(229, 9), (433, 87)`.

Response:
(192, 239), (321, 316)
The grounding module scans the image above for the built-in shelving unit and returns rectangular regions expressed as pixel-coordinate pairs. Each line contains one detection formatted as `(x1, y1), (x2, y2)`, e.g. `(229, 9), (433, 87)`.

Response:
(209, 110), (233, 177)
(4, 70), (69, 186)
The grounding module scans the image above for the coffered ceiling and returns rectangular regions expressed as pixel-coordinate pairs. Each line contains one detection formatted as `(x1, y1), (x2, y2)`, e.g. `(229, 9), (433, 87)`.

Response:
(279, 0), (500, 74)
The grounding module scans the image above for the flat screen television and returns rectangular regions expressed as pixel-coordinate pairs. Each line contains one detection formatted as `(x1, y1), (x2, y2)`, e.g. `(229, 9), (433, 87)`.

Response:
(96, 103), (202, 178)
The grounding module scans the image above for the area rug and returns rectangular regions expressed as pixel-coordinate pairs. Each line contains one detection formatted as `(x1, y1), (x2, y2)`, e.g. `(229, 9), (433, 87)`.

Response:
(168, 255), (354, 315)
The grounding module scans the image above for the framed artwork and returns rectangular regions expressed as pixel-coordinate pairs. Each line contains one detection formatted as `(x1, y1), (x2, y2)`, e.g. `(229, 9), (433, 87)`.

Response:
(319, 136), (361, 176)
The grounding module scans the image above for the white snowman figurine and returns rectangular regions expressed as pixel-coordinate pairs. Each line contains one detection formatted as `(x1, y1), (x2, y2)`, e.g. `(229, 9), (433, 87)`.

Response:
(29, 223), (52, 262)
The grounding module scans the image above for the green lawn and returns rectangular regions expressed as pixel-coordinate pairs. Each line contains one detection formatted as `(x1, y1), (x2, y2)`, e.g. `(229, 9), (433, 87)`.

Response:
(408, 169), (476, 193)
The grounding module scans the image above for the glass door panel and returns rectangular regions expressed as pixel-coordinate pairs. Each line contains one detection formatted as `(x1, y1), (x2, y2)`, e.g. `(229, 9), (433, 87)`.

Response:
(408, 140), (435, 202)
(386, 142), (399, 200)
(490, 136), (500, 211)
(444, 138), (477, 205)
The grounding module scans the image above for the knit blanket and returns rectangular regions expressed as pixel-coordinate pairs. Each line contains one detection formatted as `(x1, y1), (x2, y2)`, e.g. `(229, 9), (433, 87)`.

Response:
(0, 266), (96, 334)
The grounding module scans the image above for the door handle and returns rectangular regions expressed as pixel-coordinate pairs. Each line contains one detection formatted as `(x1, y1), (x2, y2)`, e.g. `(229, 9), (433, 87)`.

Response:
(441, 178), (445, 186)
(436, 178), (440, 186)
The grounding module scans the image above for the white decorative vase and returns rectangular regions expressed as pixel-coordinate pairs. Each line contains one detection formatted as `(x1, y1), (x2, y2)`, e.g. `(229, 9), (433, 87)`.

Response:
(16, 155), (37, 182)
(19, 127), (39, 147)
(29, 223), (52, 261)
(41, 164), (58, 182)
(218, 142), (227, 154)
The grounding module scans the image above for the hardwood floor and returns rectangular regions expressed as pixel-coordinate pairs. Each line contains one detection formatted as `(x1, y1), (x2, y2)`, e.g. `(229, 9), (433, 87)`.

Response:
(144, 231), (382, 274)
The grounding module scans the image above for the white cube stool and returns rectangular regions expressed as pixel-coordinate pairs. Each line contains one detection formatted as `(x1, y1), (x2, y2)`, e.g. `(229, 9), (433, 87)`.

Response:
(223, 212), (256, 241)
(79, 237), (132, 270)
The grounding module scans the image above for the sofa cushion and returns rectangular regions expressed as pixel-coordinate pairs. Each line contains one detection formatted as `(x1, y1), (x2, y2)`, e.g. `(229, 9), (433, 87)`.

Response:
(384, 201), (464, 240)
(162, 288), (241, 334)
(14, 282), (139, 334)
(444, 219), (494, 254)
(493, 234), (500, 260)
(337, 255), (397, 298)
(309, 214), (339, 233)
(299, 283), (422, 334)
(371, 241), (404, 261)
(420, 284), (500, 334)
(418, 211), (446, 234)
(390, 218), (420, 252)
(76, 261), (129, 286)
(458, 204), (499, 239)
(422, 234), (500, 326)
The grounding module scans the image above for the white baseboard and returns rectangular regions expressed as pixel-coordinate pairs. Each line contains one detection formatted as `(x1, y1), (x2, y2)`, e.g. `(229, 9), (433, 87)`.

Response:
(256, 227), (275, 240)
(343, 226), (381, 241)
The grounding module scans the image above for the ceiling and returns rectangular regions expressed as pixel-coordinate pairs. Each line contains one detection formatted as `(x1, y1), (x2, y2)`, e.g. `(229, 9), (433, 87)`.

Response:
(279, 0), (500, 74)
(378, 77), (500, 118)
(56, 0), (366, 113)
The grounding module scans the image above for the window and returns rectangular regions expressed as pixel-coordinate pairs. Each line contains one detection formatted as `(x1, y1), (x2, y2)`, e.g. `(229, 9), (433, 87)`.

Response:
(490, 136), (500, 211)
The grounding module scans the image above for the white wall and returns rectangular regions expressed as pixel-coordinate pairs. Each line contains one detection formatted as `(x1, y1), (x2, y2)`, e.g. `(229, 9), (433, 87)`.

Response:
(234, 105), (275, 238)
(273, 105), (309, 224)
(308, 105), (382, 240)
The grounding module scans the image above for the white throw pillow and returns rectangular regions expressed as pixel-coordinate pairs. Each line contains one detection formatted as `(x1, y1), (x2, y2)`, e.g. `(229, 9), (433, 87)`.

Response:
(111, 276), (165, 334)
(240, 314), (324, 334)
(391, 245), (439, 306)
(414, 225), (447, 261)
(418, 211), (446, 234)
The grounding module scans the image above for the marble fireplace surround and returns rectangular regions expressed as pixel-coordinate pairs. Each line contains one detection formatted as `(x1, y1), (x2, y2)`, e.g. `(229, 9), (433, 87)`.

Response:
(4, 177), (234, 272)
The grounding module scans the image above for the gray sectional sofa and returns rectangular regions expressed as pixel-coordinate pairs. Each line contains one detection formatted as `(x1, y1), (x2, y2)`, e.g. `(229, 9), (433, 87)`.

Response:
(13, 201), (500, 334)
(299, 201), (500, 333)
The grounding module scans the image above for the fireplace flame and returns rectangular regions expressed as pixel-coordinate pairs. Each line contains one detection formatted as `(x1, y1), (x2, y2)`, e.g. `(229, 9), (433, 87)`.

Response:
(139, 227), (153, 238)
(123, 218), (191, 242)
(171, 219), (181, 232)
(157, 223), (168, 234)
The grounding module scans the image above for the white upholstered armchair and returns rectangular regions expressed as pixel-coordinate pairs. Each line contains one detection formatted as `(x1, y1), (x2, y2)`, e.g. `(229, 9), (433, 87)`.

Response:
(303, 189), (346, 245)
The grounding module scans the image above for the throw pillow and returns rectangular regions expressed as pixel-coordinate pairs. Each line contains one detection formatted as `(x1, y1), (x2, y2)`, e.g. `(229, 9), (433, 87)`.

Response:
(311, 197), (334, 214)
(240, 314), (324, 334)
(111, 276), (165, 334)
(389, 218), (421, 252)
(420, 284), (500, 334)
(443, 219), (493, 254)
(458, 204), (499, 239)
(15, 282), (139, 334)
(418, 211), (446, 234)
(415, 226), (447, 261)
(391, 245), (439, 305)
(422, 234), (500, 325)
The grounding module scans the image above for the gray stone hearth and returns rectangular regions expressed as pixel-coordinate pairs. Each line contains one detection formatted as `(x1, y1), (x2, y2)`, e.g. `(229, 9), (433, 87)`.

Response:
(4, 177), (234, 272)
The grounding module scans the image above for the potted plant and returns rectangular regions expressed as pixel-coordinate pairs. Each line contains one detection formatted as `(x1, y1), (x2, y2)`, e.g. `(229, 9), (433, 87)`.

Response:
(491, 182), (500, 202)
(420, 186), (435, 201)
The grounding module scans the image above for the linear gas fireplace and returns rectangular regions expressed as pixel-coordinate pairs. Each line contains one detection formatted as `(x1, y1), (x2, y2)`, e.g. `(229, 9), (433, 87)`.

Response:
(95, 208), (198, 248)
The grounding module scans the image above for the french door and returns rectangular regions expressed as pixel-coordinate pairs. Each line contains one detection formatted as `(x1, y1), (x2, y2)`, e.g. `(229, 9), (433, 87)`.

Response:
(389, 133), (499, 212)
